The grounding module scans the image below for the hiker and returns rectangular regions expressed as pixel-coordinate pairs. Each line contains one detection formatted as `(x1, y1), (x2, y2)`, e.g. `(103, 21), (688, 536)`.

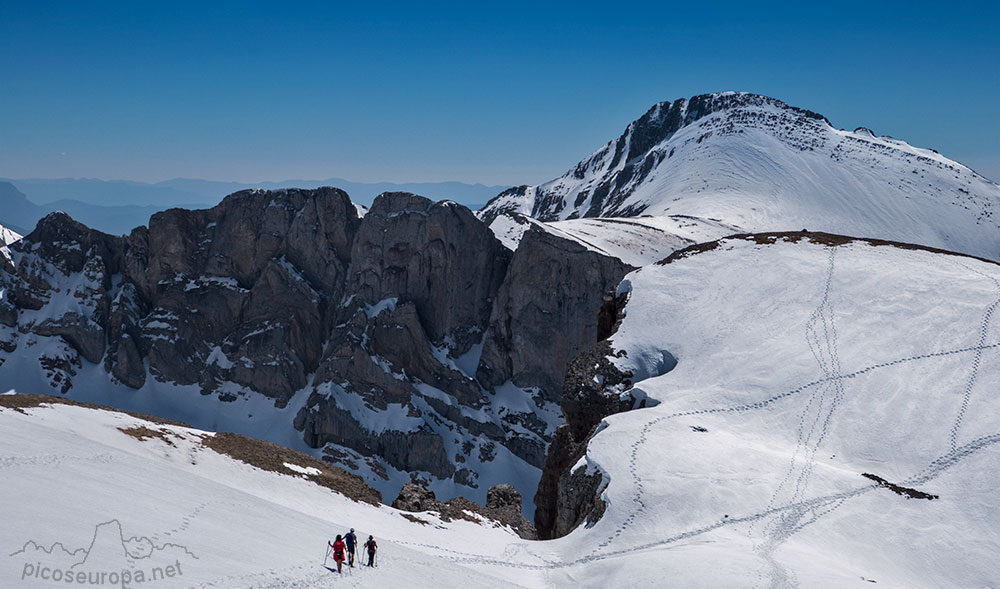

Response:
(344, 528), (357, 567)
(363, 535), (377, 567)
(329, 534), (347, 574)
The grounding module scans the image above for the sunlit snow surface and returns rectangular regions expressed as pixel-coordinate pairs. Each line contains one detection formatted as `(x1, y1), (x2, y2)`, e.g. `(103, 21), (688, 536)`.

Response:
(0, 404), (531, 588)
(0, 223), (22, 246)
(488, 213), (741, 266)
(4, 237), (999, 587)
(482, 94), (1000, 262)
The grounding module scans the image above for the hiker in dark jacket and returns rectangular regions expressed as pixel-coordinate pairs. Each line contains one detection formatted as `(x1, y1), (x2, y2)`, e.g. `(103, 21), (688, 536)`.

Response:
(363, 535), (377, 567)
(344, 528), (357, 567)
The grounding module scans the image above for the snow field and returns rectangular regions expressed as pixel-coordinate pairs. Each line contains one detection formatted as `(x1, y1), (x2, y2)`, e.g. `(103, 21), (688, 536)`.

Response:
(581, 238), (1000, 586)
(0, 402), (542, 588)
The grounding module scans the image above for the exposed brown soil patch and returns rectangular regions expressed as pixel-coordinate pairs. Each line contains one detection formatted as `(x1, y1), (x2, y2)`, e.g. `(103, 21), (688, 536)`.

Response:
(658, 231), (1000, 266)
(201, 432), (382, 505)
(439, 496), (489, 524)
(0, 393), (189, 426)
(658, 239), (722, 263)
(400, 513), (429, 525)
(118, 425), (178, 447)
(0, 393), (382, 506)
(862, 473), (939, 500)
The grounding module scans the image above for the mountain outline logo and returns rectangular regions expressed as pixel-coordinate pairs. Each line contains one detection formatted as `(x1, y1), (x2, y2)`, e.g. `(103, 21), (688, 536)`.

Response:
(8, 518), (197, 586)
(10, 518), (198, 565)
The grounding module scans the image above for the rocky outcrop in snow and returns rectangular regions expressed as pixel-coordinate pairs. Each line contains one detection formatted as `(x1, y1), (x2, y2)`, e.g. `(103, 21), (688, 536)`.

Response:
(118, 187), (361, 402)
(534, 303), (637, 538)
(0, 188), (633, 511)
(391, 481), (536, 539)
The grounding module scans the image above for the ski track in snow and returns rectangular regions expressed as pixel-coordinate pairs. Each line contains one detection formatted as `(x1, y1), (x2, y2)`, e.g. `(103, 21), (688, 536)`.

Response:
(750, 246), (850, 588)
(391, 245), (1000, 582)
(5, 244), (997, 586)
(151, 501), (210, 542)
(0, 452), (121, 469)
(948, 262), (1000, 453)
(195, 547), (503, 588)
(193, 560), (335, 588)
(397, 429), (1000, 573)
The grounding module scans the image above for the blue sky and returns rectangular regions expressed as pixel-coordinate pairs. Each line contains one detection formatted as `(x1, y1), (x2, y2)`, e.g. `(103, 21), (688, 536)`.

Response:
(2, 1), (998, 185)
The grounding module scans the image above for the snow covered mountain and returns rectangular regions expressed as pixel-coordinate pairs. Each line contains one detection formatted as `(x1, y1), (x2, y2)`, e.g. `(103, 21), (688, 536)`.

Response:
(0, 189), (633, 514)
(6, 231), (999, 587)
(536, 233), (1000, 585)
(488, 213), (740, 267)
(479, 92), (1000, 261)
(5, 93), (1000, 587)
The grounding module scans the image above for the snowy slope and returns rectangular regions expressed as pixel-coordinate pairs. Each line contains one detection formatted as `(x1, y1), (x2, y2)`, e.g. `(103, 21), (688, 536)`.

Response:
(571, 235), (1000, 587)
(0, 343), (546, 520)
(0, 223), (22, 246)
(7, 234), (997, 588)
(479, 92), (1000, 261)
(0, 398), (543, 588)
(489, 213), (740, 267)
(545, 215), (741, 267)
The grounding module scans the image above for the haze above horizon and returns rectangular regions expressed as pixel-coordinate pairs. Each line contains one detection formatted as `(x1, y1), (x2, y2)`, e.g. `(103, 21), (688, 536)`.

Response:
(2, 1), (998, 188)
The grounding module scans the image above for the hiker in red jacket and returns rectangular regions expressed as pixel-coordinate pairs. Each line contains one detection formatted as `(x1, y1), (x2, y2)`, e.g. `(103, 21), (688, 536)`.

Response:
(329, 534), (347, 574)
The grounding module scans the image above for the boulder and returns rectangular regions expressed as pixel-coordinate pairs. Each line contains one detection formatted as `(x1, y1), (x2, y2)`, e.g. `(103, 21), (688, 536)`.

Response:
(391, 482), (439, 512)
(391, 482), (537, 539)
(486, 484), (536, 539)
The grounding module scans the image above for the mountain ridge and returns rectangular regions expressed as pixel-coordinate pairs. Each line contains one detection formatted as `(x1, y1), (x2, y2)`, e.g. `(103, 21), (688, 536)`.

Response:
(479, 91), (1000, 261)
(0, 188), (632, 514)
(0, 177), (508, 236)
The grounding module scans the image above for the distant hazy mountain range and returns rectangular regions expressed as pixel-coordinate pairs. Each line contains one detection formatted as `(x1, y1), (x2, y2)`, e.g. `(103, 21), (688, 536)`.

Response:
(0, 177), (507, 235)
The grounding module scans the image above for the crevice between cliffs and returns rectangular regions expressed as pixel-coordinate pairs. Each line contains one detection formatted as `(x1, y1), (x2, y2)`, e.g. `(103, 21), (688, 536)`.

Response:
(533, 290), (676, 540)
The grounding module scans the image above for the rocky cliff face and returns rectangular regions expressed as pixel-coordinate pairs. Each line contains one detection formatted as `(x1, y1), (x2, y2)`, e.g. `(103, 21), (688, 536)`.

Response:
(477, 226), (634, 404)
(293, 195), (520, 485)
(533, 293), (643, 539)
(0, 187), (628, 510)
(118, 187), (361, 402)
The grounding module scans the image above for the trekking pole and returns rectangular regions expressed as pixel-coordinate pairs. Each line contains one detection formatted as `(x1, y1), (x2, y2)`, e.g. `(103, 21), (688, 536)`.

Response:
(323, 544), (330, 568)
